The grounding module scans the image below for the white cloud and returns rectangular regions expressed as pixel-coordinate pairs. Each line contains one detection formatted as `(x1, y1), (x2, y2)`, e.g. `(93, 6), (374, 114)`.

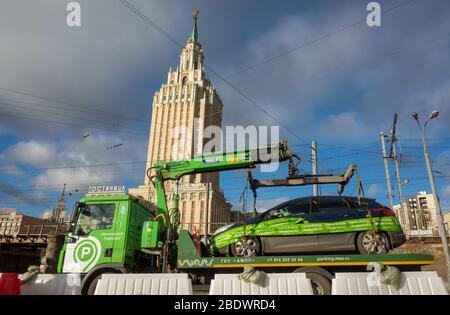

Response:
(317, 111), (371, 140)
(3, 140), (58, 166)
(41, 210), (52, 219)
(1, 132), (146, 189)
(366, 184), (379, 197)
(1, 165), (24, 177)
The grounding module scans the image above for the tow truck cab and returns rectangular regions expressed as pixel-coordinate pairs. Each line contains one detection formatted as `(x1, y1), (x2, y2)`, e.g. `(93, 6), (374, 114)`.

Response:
(57, 190), (156, 293)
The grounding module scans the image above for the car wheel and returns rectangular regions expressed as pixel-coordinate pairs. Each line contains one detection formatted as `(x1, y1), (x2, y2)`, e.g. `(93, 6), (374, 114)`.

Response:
(230, 237), (261, 257)
(305, 273), (331, 295)
(357, 231), (389, 254)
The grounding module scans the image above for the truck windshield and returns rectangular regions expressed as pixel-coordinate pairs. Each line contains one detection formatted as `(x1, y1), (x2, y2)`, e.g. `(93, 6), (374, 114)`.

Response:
(74, 204), (115, 236)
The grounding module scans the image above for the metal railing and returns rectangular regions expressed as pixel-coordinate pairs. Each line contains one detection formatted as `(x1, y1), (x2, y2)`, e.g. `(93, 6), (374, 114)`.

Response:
(17, 224), (67, 237)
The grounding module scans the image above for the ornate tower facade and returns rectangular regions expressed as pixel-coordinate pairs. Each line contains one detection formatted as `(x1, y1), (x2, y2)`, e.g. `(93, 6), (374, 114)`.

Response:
(129, 10), (231, 234)
(51, 184), (68, 224)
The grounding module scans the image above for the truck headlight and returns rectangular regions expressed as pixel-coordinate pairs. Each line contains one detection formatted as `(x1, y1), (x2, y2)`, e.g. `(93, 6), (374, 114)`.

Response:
(64, 236), (77, 244)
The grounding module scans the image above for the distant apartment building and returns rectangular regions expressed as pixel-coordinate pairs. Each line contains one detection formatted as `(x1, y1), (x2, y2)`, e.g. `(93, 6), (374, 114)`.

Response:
(0, 208), (55, 237)
(444, 212), (450, 233)
(393, 191), (446, 237)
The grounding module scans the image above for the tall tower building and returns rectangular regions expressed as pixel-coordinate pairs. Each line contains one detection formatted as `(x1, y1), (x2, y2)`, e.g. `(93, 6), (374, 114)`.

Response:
(129, 10), (231, 234)
(51, 184), (68, 224)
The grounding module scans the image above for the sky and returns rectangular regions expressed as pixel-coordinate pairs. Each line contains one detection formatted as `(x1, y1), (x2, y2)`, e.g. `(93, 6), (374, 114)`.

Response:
(0, 0), (450, 218)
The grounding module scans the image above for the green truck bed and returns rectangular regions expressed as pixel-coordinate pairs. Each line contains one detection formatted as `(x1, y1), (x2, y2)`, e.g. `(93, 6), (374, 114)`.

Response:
(176, 230), (434, 270)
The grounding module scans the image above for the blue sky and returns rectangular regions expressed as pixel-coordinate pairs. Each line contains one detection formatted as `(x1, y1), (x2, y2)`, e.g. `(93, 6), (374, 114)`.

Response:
(0, 0), (450, 217)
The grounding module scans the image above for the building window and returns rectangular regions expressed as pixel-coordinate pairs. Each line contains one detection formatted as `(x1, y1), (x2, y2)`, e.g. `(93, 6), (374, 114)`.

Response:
(182, 76), (188, 85)
(200, 200), (205, 212)
(190, 211), (195, 221)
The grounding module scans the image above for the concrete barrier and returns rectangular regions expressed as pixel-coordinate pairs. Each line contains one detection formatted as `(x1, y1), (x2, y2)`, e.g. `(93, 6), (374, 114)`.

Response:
(332, 271), (448, 295)
(21, 274), (81, 295)
(94, 273), (193, 295)
(209, 273), (314, 295)
(0, 273), (21, 295)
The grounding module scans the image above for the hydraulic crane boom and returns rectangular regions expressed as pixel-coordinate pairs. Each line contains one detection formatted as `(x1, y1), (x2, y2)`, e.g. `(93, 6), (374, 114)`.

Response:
(248, 162), (356, 195)
(146, 140), (293, 232)
(142, 141), (293, 271)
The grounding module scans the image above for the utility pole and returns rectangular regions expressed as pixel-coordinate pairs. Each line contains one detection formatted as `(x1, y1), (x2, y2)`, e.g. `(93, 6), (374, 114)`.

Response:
(380, 132), (394, 210)
(388, 114), (409, 235)
(412, 110), (450, 287)
(312, 141), (318, 196)
(391, 137), (409, 233)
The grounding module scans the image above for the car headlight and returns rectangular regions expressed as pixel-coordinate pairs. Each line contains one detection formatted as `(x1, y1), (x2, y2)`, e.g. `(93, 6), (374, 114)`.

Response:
(212, 224), (234, 237)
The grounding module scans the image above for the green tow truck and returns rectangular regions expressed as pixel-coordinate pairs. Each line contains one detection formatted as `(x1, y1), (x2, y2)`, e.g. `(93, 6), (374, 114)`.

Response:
(57, 141), (434, 295)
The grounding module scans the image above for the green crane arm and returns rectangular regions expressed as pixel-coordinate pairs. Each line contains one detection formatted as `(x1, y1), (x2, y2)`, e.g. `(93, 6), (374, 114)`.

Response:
(147, 140), (293, 230)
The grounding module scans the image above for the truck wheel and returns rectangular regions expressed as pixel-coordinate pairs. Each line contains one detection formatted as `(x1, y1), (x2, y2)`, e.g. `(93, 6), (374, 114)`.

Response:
(305, 273), (331, 295)
(230, 237), (261, 257)
(85, 271), (117, 295)
(357, 231), (389, 254)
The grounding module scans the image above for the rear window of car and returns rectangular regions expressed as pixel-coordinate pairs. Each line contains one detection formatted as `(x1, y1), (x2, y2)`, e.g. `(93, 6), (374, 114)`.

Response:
(314, 197), (351, 212)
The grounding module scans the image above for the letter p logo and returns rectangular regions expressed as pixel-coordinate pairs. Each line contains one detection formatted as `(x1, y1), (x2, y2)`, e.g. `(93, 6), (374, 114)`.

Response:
(73, 237), (101, 272)
(81, 246), (91, 259)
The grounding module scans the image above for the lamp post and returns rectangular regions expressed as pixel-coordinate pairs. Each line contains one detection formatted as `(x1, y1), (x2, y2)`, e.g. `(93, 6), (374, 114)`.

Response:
(411, 110), (450, 286)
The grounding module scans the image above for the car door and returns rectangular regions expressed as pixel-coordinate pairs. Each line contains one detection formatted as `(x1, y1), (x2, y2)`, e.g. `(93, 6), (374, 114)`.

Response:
(260, 198), (320, 254)
(313, 196), (357, 252)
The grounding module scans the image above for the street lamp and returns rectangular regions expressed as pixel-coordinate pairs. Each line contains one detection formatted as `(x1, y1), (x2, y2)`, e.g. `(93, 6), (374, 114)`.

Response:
(411, 110), (450, 286)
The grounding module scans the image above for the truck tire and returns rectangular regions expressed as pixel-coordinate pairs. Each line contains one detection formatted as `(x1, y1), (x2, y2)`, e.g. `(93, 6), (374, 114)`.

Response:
(356, 231), (390, 254)
(85, 271), (118, 295)
(305, 272), (332, 295)
(230, 237), (261, 257)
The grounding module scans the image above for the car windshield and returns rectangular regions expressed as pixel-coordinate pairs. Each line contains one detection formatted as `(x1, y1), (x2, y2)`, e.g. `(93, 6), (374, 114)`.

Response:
(264, 206), (292, 219)
(74, 204), (115, 235)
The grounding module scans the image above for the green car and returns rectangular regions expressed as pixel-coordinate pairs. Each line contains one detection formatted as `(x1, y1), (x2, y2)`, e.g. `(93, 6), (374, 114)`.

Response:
(210, 196), (405, 257)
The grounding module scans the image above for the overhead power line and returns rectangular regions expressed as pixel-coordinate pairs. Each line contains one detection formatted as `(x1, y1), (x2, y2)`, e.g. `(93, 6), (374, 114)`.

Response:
(0, 100), (147, 134)
(225, 0), (417, 78)
(0, 112), (148, 136)
(0, 96), (147, 125)
(0, 142), (309, 174)
(0, 86), (148, 124)
(119, 0), (309, 146)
